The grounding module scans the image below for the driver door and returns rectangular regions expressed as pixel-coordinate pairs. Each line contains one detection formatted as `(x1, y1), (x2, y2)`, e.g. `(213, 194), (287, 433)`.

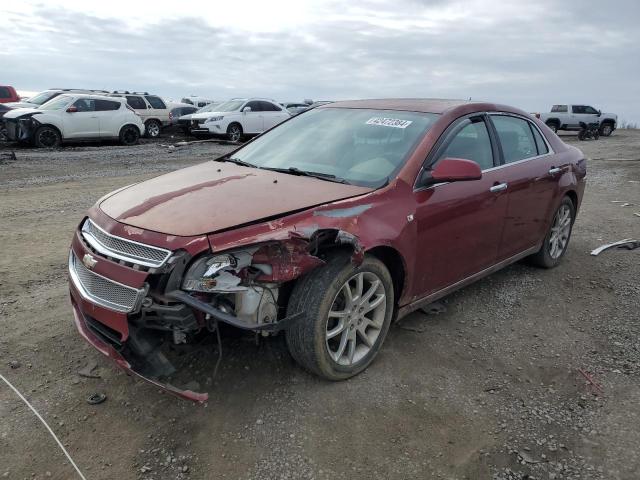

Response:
(63, 98), (100, 138)
(242, 101), (264, 133)
(412, 115), (509, 296)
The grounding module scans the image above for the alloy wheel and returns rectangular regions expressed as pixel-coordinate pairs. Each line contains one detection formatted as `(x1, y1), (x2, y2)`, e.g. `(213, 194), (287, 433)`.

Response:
(38, 129), (58, 147)
(147, 122), (160, 137)
(602, 124), (612, 136)
(548, 204), (572, 259)
(228, 125), (241, 142)
(326, 272), (387, 366)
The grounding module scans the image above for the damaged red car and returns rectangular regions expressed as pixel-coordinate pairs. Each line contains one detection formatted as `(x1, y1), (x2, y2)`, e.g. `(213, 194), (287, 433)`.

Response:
(68, 99), (586, 401)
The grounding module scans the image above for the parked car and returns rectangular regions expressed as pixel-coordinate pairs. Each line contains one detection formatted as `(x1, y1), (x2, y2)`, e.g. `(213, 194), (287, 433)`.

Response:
(0, 104), (14, 141)
(176, 102), (222, 134)
(68, 98), (586, 401)
(536, 105), (617, 136)
(107, 91), (171, 138)
(181, 96), (216, 108)
(0, 85), (20, 104)
(3, 94), (145, 147)
(190, 98), (291, 141)
(167, 104), (198, 131)
(6, 88), (109, 109)
(281, 102), (311, 115)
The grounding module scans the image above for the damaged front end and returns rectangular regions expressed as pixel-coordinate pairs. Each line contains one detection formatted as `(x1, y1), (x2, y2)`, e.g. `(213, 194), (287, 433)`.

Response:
(70, 217), (353, 402)
(3, 112), (41, 142)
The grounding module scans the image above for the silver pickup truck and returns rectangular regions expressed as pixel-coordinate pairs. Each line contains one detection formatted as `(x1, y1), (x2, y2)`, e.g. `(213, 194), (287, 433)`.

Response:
(536, 104), (617, 136)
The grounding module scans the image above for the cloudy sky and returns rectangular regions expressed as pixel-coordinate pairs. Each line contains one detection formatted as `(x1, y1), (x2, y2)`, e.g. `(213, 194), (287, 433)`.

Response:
(3, 0), (639, 123)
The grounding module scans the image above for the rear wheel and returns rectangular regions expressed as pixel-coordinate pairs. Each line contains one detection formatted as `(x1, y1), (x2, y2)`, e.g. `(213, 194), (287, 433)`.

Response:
(528, 197), (575, 268)
(34, 126), (61, 148)
(119, 125), (140, 145)
(286, 253), (394, 380)
(145, 119), (162, 138)
(226, 123), (243, 142)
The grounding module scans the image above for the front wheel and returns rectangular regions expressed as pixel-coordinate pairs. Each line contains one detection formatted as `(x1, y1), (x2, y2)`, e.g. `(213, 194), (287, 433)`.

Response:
(286, 254), (394, 380)
(546, 122), (558, 134)
(226, 123), (243, 142)
(34, 126), (61, 148)
(528, 197), (575, 268)
(600, 123), (613, 137)
(144, 119), (162, 138)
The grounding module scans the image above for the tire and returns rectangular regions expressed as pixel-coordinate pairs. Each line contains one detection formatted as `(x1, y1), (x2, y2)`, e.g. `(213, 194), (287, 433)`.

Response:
(528, 197), (575, 268)
(286, 253), (394, 380)
(144, 119), (162, 138)
(119, 125), (140, 146)
(546, 121), (559, 134)
(599, 122), (613, 137)
(226, 123), (243, 142)
(34, 126), (61, 148)
(593, 130), (600, 140)
(577, 130), (586, 141)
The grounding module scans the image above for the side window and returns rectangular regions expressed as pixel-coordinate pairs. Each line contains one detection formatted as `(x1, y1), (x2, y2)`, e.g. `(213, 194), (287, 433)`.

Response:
(529, 124), (549, 155)
(260, 101), (282, 112)
(126, 96), (147, 109)
(245, 101), (262, 112)
(73, 98), (95, 112)
(584, 106), (598, 114)
(198, 102), (207, 107)
(437, 117), (494, 170)
(491, 115), (537, 163)
(145, 95), (166, 109)
(572, 105), (586, 114)
(0, 87), (10, 99)
(551, 105), (568, 113)
(95, 100), (121, 111)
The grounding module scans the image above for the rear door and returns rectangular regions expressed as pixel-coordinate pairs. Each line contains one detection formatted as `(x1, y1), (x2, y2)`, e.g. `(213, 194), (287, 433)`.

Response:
(413, 115), (509, 295)
(95, 99), (123, 137)
(242, 101), (264, 133)
(488, 114), (561, 260)
(259, 101), (290, 130)
(64, 98), (100, 138)
(125, 95), (149, 121)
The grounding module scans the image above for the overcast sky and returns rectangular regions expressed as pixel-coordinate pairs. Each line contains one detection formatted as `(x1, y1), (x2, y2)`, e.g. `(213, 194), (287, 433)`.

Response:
(3, 0), (639, 123)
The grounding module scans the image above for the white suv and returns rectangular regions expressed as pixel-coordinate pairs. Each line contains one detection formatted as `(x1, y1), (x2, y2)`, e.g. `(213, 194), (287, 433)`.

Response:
(3, 94), (145, 148)
(190, 98), (291, 141)
(107, 91), (171, 138)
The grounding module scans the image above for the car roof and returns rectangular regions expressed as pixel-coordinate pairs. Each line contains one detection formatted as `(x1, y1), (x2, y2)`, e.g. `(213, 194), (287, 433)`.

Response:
(321, 98), (531, 117)
(61, 93), (126, 102)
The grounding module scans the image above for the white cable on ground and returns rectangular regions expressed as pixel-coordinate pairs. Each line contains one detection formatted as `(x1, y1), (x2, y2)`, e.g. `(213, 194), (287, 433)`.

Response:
(0, 372), (88, 480)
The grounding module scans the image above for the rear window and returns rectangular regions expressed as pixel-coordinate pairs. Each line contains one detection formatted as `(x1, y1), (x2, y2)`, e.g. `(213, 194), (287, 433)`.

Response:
(126, 96), (147, 109)
(95, 99), (121, 111)
(145, 96), (166, 109)
(551, 105), (568, 113)
(530, 124), (549, 155)
(0, 87), (10, 99)
(491, 115), (538, 163)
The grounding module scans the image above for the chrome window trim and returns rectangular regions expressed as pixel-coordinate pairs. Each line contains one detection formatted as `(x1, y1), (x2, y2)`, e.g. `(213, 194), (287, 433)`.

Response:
(68, 251), (146, 313)
(81, 219), (172, 268)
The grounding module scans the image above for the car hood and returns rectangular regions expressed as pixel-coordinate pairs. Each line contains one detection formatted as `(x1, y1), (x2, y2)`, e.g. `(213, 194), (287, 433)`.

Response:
(99, 162), (372, 236)
(5, 101), (38, 109)
(2, 108), (43, 119)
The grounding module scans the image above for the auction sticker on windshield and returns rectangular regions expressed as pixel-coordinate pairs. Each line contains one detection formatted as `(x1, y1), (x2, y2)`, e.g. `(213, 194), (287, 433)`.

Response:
(366, 117), (413, 129)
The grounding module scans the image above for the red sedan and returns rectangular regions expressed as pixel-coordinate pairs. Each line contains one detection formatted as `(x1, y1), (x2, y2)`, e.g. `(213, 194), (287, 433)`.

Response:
(68, 99), (586, 401)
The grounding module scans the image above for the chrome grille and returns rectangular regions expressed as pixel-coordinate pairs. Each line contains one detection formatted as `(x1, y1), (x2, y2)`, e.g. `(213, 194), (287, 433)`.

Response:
(81, 219), (171, 268)
(69, 251), (146, 313)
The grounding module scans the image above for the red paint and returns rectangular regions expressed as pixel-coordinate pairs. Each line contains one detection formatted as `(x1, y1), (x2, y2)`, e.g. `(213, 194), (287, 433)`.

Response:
(0, 85), (20, 103)
(70, 99), (586, 400)
(430, 158), (482, 182)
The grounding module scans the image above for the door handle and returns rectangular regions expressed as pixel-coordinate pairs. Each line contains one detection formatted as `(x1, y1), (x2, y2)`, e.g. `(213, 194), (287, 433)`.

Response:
(548, 167), (562, 175)
(489, 182), (508, 193)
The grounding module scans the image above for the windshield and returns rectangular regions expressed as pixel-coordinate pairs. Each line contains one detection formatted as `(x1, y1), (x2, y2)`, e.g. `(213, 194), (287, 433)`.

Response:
(196, 102), (222, 113)
(229, 108), (439, 187)
(27, 91), (59, 105)
(38, 95), (72, 111)
(212, 100), (245, 112)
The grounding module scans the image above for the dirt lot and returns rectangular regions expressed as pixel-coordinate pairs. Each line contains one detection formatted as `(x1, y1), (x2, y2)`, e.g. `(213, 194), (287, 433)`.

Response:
(0, 130), (638, 480)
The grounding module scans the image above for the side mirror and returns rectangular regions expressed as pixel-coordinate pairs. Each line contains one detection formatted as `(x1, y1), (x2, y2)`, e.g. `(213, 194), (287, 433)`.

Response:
(66, 106), (78, 113)
(422, 158), (482, 185)
(597, 110), (602, 117)
(242, 106), (252, 113)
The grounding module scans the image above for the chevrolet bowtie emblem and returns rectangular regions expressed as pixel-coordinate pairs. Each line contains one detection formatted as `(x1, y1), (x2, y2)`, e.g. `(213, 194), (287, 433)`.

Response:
(82, 253), (98, 269)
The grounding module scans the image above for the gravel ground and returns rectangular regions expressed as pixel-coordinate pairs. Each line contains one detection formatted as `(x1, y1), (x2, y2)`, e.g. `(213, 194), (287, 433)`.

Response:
(0, 130), (638, 479)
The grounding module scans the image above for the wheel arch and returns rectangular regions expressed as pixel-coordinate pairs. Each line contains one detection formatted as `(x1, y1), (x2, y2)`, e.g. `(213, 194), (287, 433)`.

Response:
(365, 245), (406, 305)
(564, 189), (578, 212)
(545, 118), (561, 127)
(36, 122), (64, 140)
(120, 123), (142, 135)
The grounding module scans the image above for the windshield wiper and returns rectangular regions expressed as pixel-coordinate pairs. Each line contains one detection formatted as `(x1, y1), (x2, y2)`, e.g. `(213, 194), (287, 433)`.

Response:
(214, 156), (257, 168)
(262, 167), (350, 184)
